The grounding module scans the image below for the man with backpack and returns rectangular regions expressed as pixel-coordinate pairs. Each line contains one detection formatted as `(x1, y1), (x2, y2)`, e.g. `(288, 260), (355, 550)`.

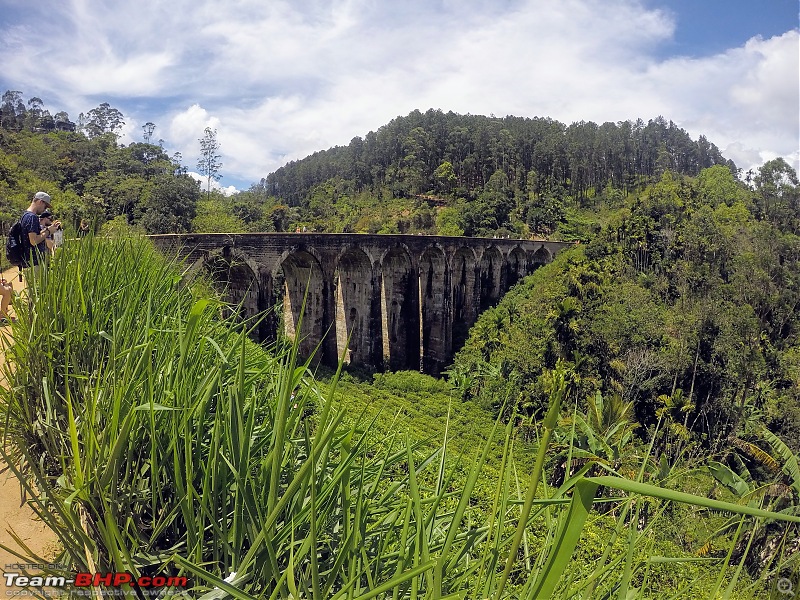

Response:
(19, 191), (61, 269)
(1, 192), (62, 324)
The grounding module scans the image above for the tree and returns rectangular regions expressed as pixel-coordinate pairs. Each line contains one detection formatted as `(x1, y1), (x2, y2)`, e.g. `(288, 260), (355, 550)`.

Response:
(24, 97), (45, 131)
(53, 111), (72, 130)
(81, 102), (125, 138)
(435, 206), (464, 236)
(556, 390), (637, 476)
(478, 169), (514, 230)
(696, 164), (742, 207)
(525, 169), (565, 235)
(753, 158), (799, 233)
(142, 122), (156, 143)
(1, 90), (24, 131)
(197, 127), (222, 200)
(434, 160), (456, 195)
(192, 195), (248, 233)
(138, 174), (200, 233)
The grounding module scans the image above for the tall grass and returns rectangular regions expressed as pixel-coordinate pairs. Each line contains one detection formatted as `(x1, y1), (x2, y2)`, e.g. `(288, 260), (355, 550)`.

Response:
(0, 235), (797, 598)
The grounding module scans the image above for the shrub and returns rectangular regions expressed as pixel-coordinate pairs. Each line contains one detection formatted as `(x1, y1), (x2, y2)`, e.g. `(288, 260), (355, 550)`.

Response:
(373, 370), (451, 394)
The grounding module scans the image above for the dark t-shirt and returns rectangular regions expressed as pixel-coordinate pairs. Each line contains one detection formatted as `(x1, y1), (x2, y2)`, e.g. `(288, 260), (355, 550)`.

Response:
(20, 210), (47, 266)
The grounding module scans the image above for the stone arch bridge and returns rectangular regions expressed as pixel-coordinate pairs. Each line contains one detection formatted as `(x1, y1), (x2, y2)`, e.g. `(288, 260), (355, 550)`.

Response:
(150, 233), (572, 374)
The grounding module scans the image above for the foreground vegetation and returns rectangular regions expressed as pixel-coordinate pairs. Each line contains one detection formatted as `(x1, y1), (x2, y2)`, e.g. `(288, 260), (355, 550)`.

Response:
(0, 236), (797, 599)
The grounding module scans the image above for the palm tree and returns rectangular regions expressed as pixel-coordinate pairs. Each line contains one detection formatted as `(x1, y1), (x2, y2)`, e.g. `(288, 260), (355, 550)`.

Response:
(555, 391), (638, 479)
(547, 297), (580, 357)
(656, 388), (694, 459)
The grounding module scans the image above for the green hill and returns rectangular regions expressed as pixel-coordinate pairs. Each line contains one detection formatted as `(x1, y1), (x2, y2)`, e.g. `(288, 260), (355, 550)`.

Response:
(252, 109), (734, 237)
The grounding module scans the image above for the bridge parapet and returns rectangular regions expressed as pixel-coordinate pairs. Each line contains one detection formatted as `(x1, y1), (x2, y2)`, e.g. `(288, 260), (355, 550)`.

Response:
(150, 233), (572, 374)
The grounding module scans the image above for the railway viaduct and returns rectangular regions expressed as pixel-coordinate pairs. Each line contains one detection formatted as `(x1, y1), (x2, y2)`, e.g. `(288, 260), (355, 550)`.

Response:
(151, 233), (572, 374)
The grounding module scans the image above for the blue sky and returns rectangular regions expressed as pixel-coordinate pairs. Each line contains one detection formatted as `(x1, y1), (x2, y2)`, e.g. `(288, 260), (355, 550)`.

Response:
(0, 0), (797, 193)
(646, 0), (797, 56)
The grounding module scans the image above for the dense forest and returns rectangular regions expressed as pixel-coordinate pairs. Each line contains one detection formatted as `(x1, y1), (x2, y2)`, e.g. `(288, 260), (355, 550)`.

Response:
(1, 92), (741, 240)
(1, 90), (799, 595)
(0, 92), (206, 236)
(2, 86), (795, 459)
(263, 108), (734, 210)
(255, 109), (734, 236)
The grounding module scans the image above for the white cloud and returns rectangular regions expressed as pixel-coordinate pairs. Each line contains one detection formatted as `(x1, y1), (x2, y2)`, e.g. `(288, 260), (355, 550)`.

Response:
(58, 52), (175, 97)
(0, 0), (796, 189)
(168, 104), (219, 148)
(643, 31), (799, 174)
(188, 172), (238, 197)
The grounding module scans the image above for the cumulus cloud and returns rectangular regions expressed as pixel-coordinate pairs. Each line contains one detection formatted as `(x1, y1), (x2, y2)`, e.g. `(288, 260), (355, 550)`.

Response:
(0, 0), (796, 191)
(646, 31), (799, 173)
(168, 104), (219, 149)
(188, 171), (238, 197)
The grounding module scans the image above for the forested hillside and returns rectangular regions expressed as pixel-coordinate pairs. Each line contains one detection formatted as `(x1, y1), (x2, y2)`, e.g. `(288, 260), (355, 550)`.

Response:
(0, 93), (742, 241)
(252, 107), (800, 585)
(0, 94), (204, 237)
(450, 163), (799, 450)
(257, 108), (735, 236)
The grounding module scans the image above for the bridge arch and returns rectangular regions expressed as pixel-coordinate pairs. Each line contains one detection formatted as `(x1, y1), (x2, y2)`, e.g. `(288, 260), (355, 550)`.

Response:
(196, 248), (263, 332)
(505, 246), (527, 288)
(420, 244), (449, 374)
(275, 248), (326, 361)
(380, 246), (419, 370)
(480, 246), (503, 311)
(451, 246), (478, 351)
(529, 245), (552, 271)
(334, 247), (377, 366)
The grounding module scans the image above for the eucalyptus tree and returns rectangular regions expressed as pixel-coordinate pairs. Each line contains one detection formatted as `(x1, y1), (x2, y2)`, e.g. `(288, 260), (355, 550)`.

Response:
(753, 157), (799, 232)
(0, 90), (24, 130)
(142, 121), (156, 143)
(81, 102), (125, 138)
(24, 96), (46, 131)
(197, 127), (223, 200)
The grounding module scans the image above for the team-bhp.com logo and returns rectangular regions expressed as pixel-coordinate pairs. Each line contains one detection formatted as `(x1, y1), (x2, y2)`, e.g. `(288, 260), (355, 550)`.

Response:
(4, 569), (188, 593)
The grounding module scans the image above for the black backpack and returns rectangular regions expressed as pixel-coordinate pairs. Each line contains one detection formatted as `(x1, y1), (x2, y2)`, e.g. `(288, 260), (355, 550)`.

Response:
(6, 221), (28, 267)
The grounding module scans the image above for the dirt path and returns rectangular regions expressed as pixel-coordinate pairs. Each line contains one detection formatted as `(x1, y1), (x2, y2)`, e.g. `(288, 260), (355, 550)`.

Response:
(0, 267), (59, 589)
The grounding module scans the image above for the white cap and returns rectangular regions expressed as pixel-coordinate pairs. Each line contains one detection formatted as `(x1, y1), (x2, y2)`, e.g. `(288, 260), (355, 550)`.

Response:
(34, 191), (52, 206)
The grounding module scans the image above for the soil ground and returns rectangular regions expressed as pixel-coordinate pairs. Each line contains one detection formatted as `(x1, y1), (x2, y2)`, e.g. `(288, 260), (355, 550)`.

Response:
(0, 266), (59, 591)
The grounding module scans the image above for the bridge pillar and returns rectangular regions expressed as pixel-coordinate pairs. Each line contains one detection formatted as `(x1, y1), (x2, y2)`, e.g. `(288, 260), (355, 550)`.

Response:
(334, 248), (379, 367)
(369, 263), (385, 368)
(278, 250), (327, 364)
(479, 246), (504, 311)
(257, 269), (275, 343)
(322, 266), (339, 367)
